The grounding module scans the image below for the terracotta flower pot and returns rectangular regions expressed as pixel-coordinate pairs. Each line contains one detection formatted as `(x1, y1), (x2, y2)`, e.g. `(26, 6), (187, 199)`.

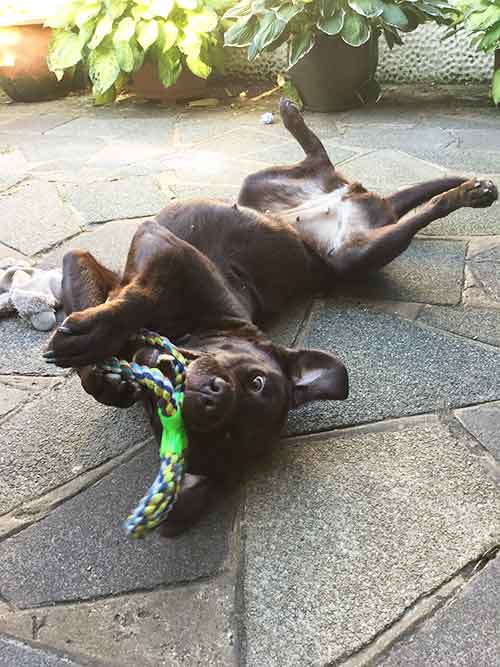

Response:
(0, 23), (72, 102)
(132, 61), (208, 101)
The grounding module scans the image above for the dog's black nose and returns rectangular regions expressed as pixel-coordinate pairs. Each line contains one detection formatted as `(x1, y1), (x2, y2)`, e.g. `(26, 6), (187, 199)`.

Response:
(202, 377), (230, 412)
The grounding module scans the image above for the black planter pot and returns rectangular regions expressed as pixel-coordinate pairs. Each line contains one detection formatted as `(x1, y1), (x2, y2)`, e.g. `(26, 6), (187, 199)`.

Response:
(289, 34), (379, 112)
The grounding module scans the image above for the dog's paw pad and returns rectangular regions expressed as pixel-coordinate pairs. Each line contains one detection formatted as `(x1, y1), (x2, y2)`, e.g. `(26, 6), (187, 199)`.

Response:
(465, 179), (498, 208)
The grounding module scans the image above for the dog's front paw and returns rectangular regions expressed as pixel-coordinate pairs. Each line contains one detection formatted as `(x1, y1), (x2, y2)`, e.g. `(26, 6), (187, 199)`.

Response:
(463, 179), (498, 208)
(80, 365), (141, 408)
(44, 307), (127, 368)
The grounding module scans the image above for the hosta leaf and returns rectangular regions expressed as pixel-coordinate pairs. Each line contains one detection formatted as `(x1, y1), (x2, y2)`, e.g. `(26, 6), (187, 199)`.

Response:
(186, 54), (212, 78)
(492, 68), (500, 105)
(114, 41), (135, 71)
(132, 5), (155, 20)
(137, 19), (160, 50)
(224, 16), (259, 46)
(382, 3), (409, 28)
(130, 38), (145, 72)
(185, 7), (219, 33)
(252, 11), (287, 52)
(178, 31), (203, 57)
(319, 0), (338, 17)
(347, 0), (384, 17)
(88, 43), (121, 95)
(47, 31), (82, 71)
(44, 3), (78, 29)
(75, 2), (102, 28)
(150, 0), (175, 17)
(88, 14), (113, 49)
(288, 31), (315, 68)
(113, 16), (136, 42)
(341, 11), (371, 45)
(78, 20), (95, 48)
(276, 2), (305, 21)
(177, 0), (199, 9)
(317, 8), (345, 34)
(224, 0), (252, 18)
(466, 5), (500, 30)
(479, 21), (500, 51)
(105, 0), (127, 19)
(94, 85), (117, 105)
(158, 48), (182, 87)
(161, 20), (179, 51)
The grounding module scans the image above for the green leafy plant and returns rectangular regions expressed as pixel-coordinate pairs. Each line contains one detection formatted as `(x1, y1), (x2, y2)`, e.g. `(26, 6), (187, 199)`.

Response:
(45, 0), (229, 104)
(224, 0), (458, 68)
(447, 0), (500, 104)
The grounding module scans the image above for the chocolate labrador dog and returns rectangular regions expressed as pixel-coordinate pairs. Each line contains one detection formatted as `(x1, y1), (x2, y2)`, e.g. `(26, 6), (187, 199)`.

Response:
(46, 99), (498, 534)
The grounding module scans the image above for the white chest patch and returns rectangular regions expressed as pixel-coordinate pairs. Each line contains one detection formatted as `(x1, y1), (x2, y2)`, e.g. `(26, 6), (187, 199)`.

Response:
(281, 187), (369, 254)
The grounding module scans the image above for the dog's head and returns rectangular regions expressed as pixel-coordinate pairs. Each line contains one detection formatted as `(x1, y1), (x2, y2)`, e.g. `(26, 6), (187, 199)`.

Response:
(138, 333), (347, 476)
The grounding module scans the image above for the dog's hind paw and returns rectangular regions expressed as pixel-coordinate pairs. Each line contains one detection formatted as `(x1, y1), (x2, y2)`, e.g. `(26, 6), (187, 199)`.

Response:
(279, 97), (301, 127)
(466, 179), (498, 208)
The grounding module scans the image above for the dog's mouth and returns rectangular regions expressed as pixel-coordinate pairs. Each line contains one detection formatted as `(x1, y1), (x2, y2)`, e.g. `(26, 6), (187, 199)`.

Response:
(132, 345), (235, 432)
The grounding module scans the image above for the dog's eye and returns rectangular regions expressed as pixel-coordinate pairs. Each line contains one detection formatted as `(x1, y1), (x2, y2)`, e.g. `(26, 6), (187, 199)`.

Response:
(249, 375), (265, 392)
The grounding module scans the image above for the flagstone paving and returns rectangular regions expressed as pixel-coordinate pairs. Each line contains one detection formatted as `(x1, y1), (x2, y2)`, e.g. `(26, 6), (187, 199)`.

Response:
(0, 84), (499, 666)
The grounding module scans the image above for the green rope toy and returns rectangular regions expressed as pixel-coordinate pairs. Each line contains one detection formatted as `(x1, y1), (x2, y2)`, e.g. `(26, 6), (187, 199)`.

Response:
(99, 330), (190, 539)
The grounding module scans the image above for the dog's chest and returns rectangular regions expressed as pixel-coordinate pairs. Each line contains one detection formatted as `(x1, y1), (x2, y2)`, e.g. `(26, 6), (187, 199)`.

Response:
(280, 187), (369, 253)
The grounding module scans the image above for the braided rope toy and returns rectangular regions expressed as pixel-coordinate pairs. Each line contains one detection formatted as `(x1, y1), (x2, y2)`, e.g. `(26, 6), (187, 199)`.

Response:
(99, 330), (189, 539)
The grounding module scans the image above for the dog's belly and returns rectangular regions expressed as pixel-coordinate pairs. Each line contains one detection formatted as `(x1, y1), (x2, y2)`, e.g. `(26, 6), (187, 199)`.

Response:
(280, 188), (370, 255)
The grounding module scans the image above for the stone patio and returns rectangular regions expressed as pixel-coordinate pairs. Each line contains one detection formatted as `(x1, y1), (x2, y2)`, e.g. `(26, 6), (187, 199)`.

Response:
(0, 84), (499, 666)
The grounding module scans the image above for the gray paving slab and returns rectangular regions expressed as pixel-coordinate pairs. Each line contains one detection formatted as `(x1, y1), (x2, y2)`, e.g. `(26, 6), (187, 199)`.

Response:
(40, 219), (145, 273)
(419, 202), (500, 237)
(243, 419), (500, 666)
(454, 128), (500, 151)
(0, 635), (86, 667)
(0, 374), (150, 515)
(339, 150), (448, 190)
(0, 112), (78, 135)
(8, 134), (106, 166)
(46, 115), (176, 142)
(415, 148), (500, 174)
(338, 239), (466, 305)
(0, 445), (237, 607)
(0, 243), (26, 262)
(0, 180), (82, 255)
(337, 126), (456, 154)
(264, 299), (312, 347)
(467, 241), (500, 304)
(378, 556), (500, 667)
(0, 576), (236, 667)
(58, 176), (167, 224)
(168, 152), (271, 188)
(287, 301), (500, 433)
(0, 317), (67, 376)
(417, 305), (500, 347)
(0, 376), (58, 419)
(455, 401), (500, 462)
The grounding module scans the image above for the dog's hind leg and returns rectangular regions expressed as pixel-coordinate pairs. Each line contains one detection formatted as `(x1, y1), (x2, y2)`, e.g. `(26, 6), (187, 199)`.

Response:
(238, 100), (342, 213)
(386, 176), (471, 219)
(279, 98), (330, 161)
(331, 178), (498, 276)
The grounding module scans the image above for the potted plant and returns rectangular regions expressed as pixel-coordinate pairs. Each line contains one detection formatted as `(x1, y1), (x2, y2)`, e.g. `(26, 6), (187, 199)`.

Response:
(223, 0), (458, 111)
(0, 0), (73, 102)
(45, 0), (229, 104)
(446, 0), (500, 105)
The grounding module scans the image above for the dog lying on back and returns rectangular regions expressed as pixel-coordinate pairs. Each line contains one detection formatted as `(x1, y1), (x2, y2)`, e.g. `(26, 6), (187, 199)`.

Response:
(46, 99), (498, 534)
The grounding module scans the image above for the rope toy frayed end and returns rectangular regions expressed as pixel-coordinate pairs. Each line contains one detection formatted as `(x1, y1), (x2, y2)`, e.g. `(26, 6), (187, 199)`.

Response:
(96, 330), (189, 539)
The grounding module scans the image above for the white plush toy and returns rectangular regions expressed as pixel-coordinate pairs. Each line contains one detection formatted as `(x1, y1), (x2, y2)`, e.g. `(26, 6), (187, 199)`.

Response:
(0, 258), (62, 331)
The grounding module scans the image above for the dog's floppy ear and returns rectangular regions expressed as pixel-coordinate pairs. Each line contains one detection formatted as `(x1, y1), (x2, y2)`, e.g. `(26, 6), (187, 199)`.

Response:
(279, 347), (349, 408)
